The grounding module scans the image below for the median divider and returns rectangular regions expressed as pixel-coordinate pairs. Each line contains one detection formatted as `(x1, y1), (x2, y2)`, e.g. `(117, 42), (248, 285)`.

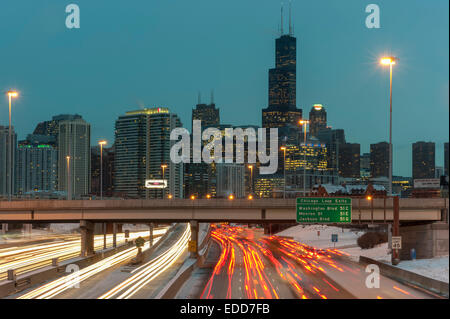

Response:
(359, 255), (449, 297)
(156, 223), (211, 299)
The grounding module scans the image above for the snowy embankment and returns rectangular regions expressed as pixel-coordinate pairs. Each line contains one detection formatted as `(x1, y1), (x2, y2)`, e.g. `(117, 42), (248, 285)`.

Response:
(395, 256), (449, 283)
(276, 224), (449, 283)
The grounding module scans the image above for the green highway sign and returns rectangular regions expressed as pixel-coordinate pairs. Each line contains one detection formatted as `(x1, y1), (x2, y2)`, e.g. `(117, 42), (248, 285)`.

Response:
(296, 198), (352, 223)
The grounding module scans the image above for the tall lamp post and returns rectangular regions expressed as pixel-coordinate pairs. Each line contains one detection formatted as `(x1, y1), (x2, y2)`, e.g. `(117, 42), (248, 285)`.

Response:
(280, 146), (286, 199)
(98, 140), (107, 200)
(161, 164), (168, 199)
(66, 156), (72, 200)
(248, 164), (253, 195)
(299, 119), (309, 197)
(380, 56), (397, 196)
(6, 91), (18, 202)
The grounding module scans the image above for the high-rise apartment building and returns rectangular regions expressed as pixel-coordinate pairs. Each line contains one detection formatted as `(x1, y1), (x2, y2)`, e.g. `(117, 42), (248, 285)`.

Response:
(412, 141), (435, 180)
(338, 143), (360, 178)
(57, 117), (91, 198)
(0, 126), (17, 197)
(370, 142), (389, 178)
(15, 135), (58, 194)
(316, 128), (346, 172)
(114, 107), (183, 199)
(309, 104), (327, 138)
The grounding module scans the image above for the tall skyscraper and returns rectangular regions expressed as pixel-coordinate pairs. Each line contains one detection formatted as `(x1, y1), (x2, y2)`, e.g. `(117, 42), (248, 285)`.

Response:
(262, 16), (302, 129)
(412, 141), (435, 180)
(185, 95), (221, 198)
(370, 142), (389, 178)
(216, 163), (245, 198)
(33, 114), (83, 138)
(317, 128), (346, 172)
(0, 126), (17, 197)
(16, 135), (58, 194)
(445, 142), (449, 177)
(338, 143), (360, 178)
(57, 117), (91, 198)
(192, 93), (220, 130)
(309, 104), (327, 138)
(114, 107), (183, 199)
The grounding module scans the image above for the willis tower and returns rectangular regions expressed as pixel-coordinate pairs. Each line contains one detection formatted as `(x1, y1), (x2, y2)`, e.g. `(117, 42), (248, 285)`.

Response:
(262, 5), (302, 132)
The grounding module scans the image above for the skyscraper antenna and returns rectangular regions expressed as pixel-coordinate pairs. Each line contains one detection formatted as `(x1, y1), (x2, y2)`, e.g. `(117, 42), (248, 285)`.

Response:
(280, 3), (284, 35)
(289, 0), (292, 35)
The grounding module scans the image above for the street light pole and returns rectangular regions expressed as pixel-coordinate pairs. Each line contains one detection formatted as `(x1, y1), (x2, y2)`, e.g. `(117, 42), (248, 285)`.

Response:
(66, 156), (72, 200)
(280, 147), (286, 199)
(248, 165), (253, 195)
(99, 141), (107, 200)
(299, 120), (309, 197)
(381, 57), (397, 196)
(161, 164), (167, 199)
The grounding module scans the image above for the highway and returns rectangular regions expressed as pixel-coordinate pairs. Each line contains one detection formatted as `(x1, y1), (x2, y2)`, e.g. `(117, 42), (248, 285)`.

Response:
(16, 223), (189, 299)
(200, 225), (437, 299)
(0, 228), (167, 282)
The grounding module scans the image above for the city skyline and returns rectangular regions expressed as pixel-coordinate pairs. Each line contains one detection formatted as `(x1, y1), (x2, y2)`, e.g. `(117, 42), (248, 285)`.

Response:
(1, 0), (449, 177)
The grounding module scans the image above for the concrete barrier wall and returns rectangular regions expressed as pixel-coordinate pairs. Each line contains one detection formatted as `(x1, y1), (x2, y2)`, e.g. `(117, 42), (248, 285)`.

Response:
(156, 223), (212, 299)
(359, 255), (449, 297)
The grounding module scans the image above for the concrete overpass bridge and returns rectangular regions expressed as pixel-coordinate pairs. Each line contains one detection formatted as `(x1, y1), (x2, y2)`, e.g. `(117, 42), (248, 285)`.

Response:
(0, 198), (447, 223)
(1, 198), (447, 258)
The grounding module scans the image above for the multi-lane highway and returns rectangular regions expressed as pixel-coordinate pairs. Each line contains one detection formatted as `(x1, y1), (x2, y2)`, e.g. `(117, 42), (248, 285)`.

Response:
(0, 228), (167, 281)
(16, 223), (189, 299)
(200, 224), (437, 299)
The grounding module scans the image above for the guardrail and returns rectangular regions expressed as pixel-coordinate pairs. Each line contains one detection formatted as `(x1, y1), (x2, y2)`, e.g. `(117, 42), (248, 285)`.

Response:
(359, 255), (449, 297)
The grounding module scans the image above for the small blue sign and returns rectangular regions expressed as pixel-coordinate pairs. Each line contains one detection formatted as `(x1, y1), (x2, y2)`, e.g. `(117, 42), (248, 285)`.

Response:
(331, 234), (338, 243)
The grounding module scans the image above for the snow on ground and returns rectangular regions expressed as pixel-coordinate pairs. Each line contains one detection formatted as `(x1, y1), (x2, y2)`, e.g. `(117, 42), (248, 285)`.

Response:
(394, 256), (449, 283)
(342, 243), (391, 262)
(276, 224), (391, 262)
(49, 223), (79, 233)
(276, 224), (449, 283)
(277, 224), (364, 249)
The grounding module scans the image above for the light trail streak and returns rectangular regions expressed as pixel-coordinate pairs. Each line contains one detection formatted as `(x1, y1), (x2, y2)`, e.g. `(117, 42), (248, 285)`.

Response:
(98, 224), (190, 299)
(0, 229), (166, 281)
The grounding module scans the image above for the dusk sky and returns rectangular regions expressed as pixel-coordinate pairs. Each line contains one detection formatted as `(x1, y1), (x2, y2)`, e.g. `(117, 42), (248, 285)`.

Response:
(0, 0), (448, 177)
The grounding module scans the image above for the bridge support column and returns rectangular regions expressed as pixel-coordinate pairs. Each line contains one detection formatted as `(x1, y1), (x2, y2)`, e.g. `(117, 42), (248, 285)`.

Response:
(1, 223), (7, 234)
(103, 223), (107, 249)
(113, 223), (117, 248)
(149, 223), (154, 247)
(80, 220), (95, 257)
(190, 221), (198, 258)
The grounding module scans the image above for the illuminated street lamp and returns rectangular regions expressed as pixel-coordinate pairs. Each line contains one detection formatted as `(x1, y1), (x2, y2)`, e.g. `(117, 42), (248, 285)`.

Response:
(6, 90), (18, 201)
(280, 146), (286, 199)
(66, 156), (72, 200)
(98, 140), (107, 200)
(161, 164), (168, 199)
(190, 195), (196, 200)
(248, 164), (253, 195)
(380, 56), (397, 196)
(299, 119), (310, 197)
(228, 194), (234, 200)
